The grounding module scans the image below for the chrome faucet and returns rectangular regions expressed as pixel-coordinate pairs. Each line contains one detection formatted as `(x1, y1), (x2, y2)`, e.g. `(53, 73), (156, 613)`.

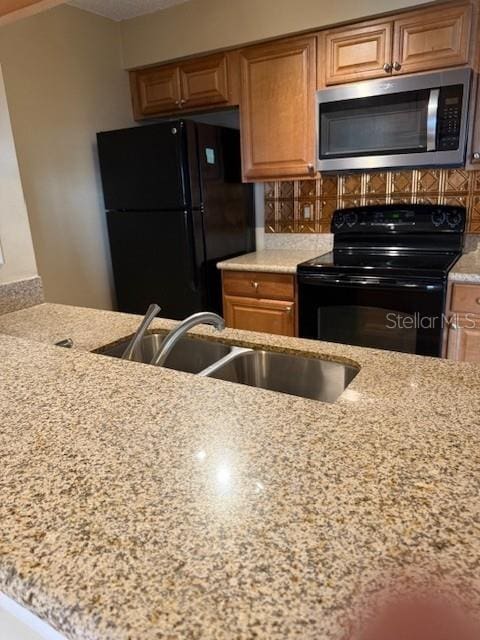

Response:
(122, 303), (161, 361)
(151, 312), (225, 367)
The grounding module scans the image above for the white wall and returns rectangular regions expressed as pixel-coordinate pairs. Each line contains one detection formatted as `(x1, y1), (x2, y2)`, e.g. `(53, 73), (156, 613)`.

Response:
(0, 4), (135, 309)
(0, 65), (38, 285)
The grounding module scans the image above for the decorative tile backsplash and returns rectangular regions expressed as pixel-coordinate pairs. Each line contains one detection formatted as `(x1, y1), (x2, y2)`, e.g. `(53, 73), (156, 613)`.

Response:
(264, 169), (480, 234)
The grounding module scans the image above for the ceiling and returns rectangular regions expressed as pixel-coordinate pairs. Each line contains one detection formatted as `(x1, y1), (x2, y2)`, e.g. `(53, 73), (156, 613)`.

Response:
(66, 0), (190, 21)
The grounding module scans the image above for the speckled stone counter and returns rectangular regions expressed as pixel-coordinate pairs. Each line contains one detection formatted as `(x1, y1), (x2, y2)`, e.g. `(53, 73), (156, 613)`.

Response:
(1, 303), (480, 640)
(450, 248), (480, 283)
(0, 276), (43, 315)
(217, 249), (321, 274)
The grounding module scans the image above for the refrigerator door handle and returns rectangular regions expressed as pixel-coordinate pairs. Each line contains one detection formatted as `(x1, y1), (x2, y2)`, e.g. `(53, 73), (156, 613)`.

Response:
(184, 210), (199, 292)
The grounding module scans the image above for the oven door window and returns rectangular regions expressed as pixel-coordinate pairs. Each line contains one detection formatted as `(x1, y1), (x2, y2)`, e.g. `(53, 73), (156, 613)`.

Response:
(299, 281), (445, 356)
(319, 89), (430, 159)
(318, 305), (417, 353)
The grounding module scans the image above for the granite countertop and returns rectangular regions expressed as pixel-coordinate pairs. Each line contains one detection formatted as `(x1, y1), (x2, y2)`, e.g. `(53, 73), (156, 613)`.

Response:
(1, 303), (480, 640)
(449, 247), (480, 283)
(217, 249), (322, 273)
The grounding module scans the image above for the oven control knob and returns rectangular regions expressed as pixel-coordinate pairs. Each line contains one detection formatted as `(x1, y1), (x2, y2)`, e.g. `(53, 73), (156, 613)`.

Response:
(447, 210), (462, 229)
(431, 210), (446, 227)
(334, 212), (345, 229)
(345, 212), (358, 228)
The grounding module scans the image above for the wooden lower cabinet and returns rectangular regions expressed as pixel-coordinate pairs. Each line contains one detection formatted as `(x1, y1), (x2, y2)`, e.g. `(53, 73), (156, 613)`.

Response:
(224, 296), (295, 337)
(446, 283), (480, 362)
(447, 314), (480, 362)
(222, 270), (297, 336)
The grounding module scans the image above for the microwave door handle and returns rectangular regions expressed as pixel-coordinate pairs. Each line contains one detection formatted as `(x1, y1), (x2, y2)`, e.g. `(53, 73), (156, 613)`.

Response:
(426, 88), (440, 151)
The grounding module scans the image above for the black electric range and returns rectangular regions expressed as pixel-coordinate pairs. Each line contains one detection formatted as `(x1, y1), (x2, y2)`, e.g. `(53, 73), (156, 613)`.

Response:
(297, 204), (465, 357)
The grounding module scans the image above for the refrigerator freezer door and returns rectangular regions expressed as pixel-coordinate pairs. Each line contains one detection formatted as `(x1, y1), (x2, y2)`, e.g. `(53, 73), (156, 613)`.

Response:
(195, 124), (255, 312)
(106, 210), (204, 319)
(97, 122), (195, 211)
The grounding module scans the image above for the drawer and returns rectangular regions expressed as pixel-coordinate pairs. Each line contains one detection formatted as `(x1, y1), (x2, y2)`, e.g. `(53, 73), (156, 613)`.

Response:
(450, 284), (480, 314)
(222, 270), (295, 301)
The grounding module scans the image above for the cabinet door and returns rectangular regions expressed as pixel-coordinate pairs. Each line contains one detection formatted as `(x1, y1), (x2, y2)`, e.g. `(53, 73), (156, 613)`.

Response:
(392, 3), (472, 75)
(447, 314), (480, 362)
(180, 53), (230, 109)
(239, 35), (316, 181)
(131, 65), (181, 118)
(320, 20), (393, 86)
(224, 295), (295, 336)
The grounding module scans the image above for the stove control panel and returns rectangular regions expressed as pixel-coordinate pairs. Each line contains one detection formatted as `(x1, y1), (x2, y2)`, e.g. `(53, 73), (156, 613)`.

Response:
(332, 205), (466, 233)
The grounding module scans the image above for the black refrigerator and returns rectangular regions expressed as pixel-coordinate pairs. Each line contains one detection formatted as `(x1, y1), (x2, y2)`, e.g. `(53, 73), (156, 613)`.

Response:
(97, 120), (255, 319)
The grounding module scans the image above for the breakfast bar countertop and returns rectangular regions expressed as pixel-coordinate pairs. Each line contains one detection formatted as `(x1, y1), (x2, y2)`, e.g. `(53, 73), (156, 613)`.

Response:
(0, 303), (480, 640)
(216, 249), (321, 274)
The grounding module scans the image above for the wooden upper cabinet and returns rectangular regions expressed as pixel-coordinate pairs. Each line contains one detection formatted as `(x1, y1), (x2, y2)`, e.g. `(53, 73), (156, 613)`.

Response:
(392, 3), (472, 75)
(320, 20), (393, 85)
(180, 54), (230, 109)
(319, 2), (474, 86)
(239, 35), (316, 181)
(130, 52), (239, 119)
(131, 65), (181, 117)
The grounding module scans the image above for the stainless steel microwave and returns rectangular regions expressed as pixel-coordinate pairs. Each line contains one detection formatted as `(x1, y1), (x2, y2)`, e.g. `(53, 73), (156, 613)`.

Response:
(316, 67), (472, 172)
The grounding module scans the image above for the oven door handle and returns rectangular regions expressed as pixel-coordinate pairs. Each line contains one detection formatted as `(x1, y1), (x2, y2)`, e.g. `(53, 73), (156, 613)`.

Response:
(298, 274), (444, 291)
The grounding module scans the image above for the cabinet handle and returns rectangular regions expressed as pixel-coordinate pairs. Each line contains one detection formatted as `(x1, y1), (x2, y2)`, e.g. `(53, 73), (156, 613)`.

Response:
(251, 281), (259, 291)
(180, 99), (186, 105)
(307, 163), (315, 175)
(392, 61), (402, 71)
(383, 63), (392, 73)
(286, 306), (293, 314)
(474, 152), (480, 160)
(476, 297), (480, 305)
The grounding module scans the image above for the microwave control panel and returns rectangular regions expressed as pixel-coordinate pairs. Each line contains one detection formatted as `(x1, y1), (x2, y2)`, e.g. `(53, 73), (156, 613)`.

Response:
(437, 85), (463, 151)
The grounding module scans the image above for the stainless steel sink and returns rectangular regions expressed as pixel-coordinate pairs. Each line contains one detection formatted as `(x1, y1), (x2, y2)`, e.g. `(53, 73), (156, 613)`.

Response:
(206, 349), (359, 403)
(99, 334), (359, 403)
(100, 334), (232, 374)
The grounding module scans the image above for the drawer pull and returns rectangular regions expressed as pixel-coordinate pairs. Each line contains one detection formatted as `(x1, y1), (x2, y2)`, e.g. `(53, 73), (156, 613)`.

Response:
(476, 298), (480, 305)
(286, 306), (293, 314)
(251, 281), (259, 291)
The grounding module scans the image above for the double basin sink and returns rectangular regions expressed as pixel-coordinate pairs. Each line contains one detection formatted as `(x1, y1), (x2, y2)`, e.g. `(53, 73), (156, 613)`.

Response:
(101, 334), (359, 403)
